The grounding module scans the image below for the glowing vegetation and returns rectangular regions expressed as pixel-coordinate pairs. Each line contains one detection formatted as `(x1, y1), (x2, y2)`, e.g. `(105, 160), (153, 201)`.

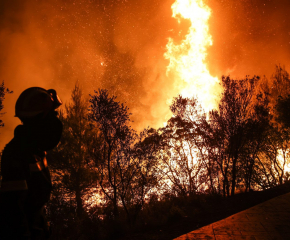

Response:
(41, 66), (290, 239)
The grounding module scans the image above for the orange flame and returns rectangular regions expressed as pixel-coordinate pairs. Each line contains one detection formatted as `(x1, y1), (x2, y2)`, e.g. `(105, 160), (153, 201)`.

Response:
(164, 0), (221, 111)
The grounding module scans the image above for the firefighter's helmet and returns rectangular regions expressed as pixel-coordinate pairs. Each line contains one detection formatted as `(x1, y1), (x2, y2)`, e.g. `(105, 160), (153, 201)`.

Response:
(15, 87), (62, 121)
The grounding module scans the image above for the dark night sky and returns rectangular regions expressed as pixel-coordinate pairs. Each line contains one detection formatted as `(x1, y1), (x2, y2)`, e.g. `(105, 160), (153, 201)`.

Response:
(0, 0), (290, 150)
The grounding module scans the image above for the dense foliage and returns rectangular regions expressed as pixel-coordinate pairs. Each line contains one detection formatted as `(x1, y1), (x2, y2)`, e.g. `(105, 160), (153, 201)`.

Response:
(0, 82), (12, 183)
(0, 81), (12, 128)
(32, 68), (290, 238)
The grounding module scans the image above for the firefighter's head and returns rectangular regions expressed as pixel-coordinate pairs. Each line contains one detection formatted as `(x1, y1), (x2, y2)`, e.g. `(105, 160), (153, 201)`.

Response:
(15, 87), (63, 150)
(15, 87), (62, 123)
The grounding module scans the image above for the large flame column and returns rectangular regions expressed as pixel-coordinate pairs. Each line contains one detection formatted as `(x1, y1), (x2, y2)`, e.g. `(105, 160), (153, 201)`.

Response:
(164, 0), (220, 111)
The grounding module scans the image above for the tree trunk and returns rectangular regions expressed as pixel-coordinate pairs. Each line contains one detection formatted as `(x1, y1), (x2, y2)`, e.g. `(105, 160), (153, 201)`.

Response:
(231, 157), (237, 196)
(75, 176), (83, 219)
(113, 187), (119, 218)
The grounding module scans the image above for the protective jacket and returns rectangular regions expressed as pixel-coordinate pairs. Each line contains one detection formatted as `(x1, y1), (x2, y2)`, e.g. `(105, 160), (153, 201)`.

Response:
(0, 125), (52, 239)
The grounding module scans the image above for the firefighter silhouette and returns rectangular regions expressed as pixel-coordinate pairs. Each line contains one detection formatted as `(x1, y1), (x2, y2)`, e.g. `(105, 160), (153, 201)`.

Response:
(0, 87), (63, 239)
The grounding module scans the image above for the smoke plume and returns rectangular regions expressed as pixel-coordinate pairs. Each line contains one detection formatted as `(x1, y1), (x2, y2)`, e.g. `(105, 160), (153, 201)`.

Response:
(1, 0), (290, 150)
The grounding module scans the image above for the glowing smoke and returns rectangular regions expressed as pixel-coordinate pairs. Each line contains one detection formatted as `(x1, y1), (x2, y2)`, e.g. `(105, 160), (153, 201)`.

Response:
(1, 0), (290, 150)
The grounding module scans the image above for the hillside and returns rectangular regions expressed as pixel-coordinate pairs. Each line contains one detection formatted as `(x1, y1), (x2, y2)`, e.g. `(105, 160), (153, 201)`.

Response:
(120, 182), (290, 240)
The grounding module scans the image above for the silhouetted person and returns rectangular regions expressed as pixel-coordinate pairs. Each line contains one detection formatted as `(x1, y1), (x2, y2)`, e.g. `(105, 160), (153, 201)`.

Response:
(0, 87), (63, 239)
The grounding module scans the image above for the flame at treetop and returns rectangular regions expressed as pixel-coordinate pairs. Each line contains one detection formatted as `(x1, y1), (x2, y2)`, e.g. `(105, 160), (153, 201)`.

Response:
(165, 0), (221, 112)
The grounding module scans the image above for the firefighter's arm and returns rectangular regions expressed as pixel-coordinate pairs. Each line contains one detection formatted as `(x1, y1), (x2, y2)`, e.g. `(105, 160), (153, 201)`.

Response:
(0, 179), (28, 192)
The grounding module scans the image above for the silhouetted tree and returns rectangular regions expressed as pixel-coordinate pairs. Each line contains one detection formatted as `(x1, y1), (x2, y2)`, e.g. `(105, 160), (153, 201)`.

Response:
(254, 66), (290, 188)
(123, 128), (160, 224)
(0, 81), (12, 128)
(158, 96), (210, 196)
(239, 91), (271, 191)
(276, 95), (290, 129)
(89, 89), (137, 220)
(262, 128), (289, 186)
(270, 65), (290, 101)
(208, 76), (268, 196)
(50, 83), (98, 221)
(270, 66), (290, 184)
(89, 90), (159, 224)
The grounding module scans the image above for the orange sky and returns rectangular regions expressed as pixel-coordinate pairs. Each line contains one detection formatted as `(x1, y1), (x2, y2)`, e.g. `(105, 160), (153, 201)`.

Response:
(1, 0), (290, 150)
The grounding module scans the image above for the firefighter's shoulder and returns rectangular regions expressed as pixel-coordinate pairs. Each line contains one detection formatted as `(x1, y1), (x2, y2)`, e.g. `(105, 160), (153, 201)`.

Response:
(1, 138), (26, 169)
(0, 139), (31, 192)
